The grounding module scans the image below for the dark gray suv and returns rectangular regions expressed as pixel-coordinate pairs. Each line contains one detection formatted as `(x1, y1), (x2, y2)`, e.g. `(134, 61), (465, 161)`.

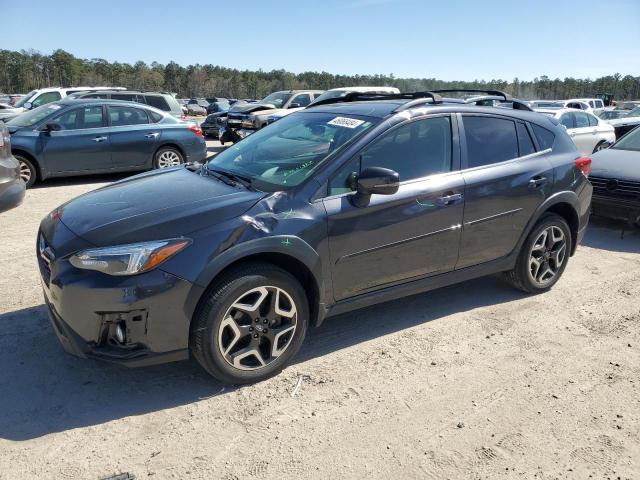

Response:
(38, 90), (592, 384)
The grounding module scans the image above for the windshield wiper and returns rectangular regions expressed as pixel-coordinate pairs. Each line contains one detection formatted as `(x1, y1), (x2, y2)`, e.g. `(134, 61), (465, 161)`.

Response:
(201, 164), (258, 191)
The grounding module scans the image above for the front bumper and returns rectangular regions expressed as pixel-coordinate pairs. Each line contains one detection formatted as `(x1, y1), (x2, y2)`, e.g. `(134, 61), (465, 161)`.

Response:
(38, 229), (193, 367)
(591, 194), (640, 224)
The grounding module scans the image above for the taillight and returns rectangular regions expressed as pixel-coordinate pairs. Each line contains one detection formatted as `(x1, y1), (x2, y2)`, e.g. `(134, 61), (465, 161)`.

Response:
(188, 124), (203, 137)
(575, 157), (592, 177)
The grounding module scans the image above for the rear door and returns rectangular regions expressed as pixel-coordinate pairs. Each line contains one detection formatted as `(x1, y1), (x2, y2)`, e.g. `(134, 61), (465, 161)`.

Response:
(41, 105), (112, 174)
(456, 114), (553, 268)
(324, 115), (465, 301)
(570, 111), (596, 154)
(107, 104), (159, 169)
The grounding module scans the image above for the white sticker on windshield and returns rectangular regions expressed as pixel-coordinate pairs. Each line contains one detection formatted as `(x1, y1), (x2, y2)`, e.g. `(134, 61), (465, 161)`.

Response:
(328, 116), (365, 129)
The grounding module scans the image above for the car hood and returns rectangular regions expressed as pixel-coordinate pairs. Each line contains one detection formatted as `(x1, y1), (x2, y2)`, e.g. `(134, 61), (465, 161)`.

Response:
(254, 107), (303, 118)
(591, 148), (640, 181)
(606, 116), (640, 126)
(229, 103), (277, 114)
(55, 167), (266, 246)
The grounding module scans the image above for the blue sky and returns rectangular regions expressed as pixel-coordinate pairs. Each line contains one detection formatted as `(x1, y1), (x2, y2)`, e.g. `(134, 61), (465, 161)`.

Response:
(2, 0), (638, 80)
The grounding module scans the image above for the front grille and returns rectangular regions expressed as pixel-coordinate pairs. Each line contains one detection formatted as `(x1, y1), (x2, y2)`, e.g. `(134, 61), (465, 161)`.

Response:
(590, 176), (640, 200)
(38, 233), (54, 284)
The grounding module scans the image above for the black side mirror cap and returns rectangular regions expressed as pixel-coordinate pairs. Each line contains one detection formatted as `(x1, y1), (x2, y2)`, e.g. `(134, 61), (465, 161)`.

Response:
(39, 123), (61, 133)
(351, 166), (399, 207)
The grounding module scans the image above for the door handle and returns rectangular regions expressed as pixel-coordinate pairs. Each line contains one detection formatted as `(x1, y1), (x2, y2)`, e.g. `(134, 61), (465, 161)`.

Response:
(145, 132), (160, 139)
(92, 136), (107, 142)
(437, 192), (463, 206)
(528, 176), (547, 189)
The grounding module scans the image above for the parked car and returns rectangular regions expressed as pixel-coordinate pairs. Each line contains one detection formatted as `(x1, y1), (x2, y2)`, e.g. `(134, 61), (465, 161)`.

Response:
(186, 103), (207, 116)
(7, 98), (206, 187)
(597, 110), (628, 121)
(266, 86), (402, 125)
(188, 98), (209, 108)
(528, 100), (564, 109)
(222, 90), (324, 142)
(564, 98), (606, 115)
(200, 111), (229, 138)
(0, 121), (25, 213)
(206, 101), (230, 115)
(590, 126), (640, 225)
(604, 106), (640, 139)
(535, 108), (615, 154)
(37, 90), (592, 384)
(0, 86), (126, 122)
(70, 90), (183, 119)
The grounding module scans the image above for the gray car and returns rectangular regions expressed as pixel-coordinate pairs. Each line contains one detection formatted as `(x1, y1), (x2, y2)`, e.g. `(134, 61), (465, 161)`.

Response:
(590, 126), (640, 225)
(70, 90), (184, 119)
(0, 122), (25, 213)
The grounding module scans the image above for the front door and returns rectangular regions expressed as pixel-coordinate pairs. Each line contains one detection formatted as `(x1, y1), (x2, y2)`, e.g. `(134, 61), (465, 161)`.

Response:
(323, 115), (464, 301)
(107, 104), (159, 169)
(41, 105), (112, 174)
(456, 114), (554, 268)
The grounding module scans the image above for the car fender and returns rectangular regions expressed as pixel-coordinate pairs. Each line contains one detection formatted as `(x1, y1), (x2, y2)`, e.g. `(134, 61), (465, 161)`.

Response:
(514, 190), (582, 256)
(183, 235), (324, 322)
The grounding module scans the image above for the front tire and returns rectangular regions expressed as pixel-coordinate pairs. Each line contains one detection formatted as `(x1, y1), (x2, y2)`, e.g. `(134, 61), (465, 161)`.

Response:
(153, 146), (184, 169)
(592, 141), (609, 153)
(190, 263), (309, 384)
(15, 154), (37, 188)
(505, 213), (572, 293)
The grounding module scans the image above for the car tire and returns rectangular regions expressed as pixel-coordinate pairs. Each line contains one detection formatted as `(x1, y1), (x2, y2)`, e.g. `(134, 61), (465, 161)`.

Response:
(592, 141), (608, 153)
(153, 146), (184, 169)
(505, 213), (572, 294)
(15, 154), (37, 188)
(190, 263), (309, 384)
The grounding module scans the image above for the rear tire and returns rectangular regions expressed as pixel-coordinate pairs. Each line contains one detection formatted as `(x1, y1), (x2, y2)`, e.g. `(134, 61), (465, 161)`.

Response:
(505, 213), (572, 293)
(153, 146), (184, 169)
(190, 263), (309, 384)
(15, 154), (36, 188)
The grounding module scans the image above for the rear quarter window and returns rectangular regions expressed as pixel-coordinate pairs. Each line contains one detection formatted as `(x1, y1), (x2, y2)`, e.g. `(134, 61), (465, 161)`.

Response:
(531, 124), (555, 150)
(145, 95), (170, 111)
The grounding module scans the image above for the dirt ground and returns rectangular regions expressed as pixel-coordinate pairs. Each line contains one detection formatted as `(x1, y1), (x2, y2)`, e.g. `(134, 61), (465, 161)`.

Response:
(0, 145), (639, 479)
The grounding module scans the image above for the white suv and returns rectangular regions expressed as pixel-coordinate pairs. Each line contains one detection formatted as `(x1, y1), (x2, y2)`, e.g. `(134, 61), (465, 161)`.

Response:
(535, 107), (615, 154)
(0, 86), (125, 122)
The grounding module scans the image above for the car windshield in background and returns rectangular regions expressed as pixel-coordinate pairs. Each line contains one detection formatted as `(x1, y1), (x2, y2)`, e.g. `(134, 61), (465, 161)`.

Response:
(13, 90), (37, 108)
(6, 103), (62, 127)
(612, 128), (640, 151)
(260, 92), (293, 108)
(626, 107), (640, 118)
(207, 112), (377, 190)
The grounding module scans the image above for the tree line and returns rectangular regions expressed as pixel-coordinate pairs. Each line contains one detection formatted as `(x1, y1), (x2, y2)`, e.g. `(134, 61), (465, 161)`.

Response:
(1, 49), (639, 101)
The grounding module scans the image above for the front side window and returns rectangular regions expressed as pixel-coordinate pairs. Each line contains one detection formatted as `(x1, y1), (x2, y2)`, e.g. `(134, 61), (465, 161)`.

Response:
(32, 91), (62, 108)
(361, 117), (452, 181)
(587, 114), (599, 127)
(52, 106), (104, 130)
(108, 105), (149, 126)
(290, 94), (311, 108)
(463, 116), (519, 168)
(208, 111), (377, 191)
(260, 92), (293, 109)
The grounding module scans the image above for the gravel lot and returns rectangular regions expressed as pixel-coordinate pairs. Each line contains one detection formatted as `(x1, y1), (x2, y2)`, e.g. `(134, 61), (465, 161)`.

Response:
(0, 143), (639, 479)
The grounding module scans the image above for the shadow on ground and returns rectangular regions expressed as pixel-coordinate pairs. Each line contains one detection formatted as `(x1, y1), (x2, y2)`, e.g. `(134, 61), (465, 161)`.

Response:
(0, 218), (632, 441)
(582, 216), (640, 254)
(0, 275), (523, 442)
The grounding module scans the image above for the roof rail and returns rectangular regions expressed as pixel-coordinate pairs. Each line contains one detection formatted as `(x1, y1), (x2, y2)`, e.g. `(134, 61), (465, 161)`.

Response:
(462, 95), (533, 111)
(310, 90), (443, 108)
(430, 89), (513, 102)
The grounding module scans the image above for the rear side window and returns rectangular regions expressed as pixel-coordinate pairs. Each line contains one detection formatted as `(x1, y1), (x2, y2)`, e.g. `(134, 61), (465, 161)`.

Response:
(574, 112), (589, 128)
(108, 105), (149, 126)
(112, 93), (136, 102)
(516, 123), (536, 156)
(145, 95), (170, 111)
(462, 116), (519, 168)
(531, 124), (555, 150)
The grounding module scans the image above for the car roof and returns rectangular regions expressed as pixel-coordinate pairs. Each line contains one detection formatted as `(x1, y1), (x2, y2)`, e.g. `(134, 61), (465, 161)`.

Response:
(56, 98), (159, 108)
(535, 107), (596, 115)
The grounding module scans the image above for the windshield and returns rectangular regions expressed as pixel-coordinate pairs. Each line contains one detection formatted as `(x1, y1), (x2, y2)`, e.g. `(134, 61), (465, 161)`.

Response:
(208, 111), (377, 190)
(626, 106), (640, 118)
(6, 103), (63, 127)
(260, 92), (293, 109)
(612, 127), (640, 151)
(14, 90), (37, 108)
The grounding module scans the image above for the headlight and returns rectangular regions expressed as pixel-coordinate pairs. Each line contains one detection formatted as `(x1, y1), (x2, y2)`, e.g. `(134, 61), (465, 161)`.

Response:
(69, 239), (191, 276)
(241, 115), (256, 128)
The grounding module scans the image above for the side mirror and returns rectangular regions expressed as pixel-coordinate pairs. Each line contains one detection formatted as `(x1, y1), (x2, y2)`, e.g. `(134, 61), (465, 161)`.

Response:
(39, 123), (61, 133)
(289, 103), (301, 109)
(23, 102), (32, 110)
(351, 166), (399, 207)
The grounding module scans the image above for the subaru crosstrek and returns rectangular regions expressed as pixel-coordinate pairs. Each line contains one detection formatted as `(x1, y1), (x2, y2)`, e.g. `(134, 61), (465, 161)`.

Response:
(37, 90), (592, 384)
